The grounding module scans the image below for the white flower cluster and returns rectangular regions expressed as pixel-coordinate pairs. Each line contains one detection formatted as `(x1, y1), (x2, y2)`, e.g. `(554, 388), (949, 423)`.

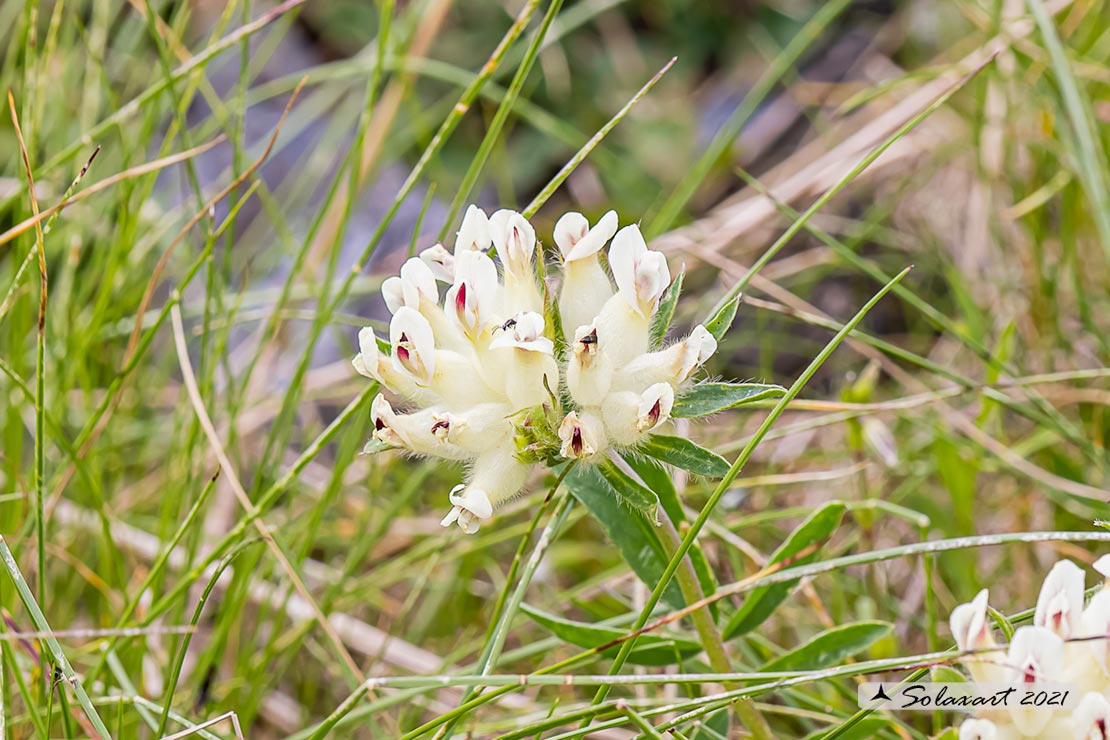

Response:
(953, 556), (1110, 739)
(352, 205), (717, 534)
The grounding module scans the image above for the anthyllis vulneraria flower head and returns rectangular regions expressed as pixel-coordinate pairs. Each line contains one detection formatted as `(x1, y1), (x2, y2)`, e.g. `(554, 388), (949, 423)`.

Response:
(353, 205), (719, 534)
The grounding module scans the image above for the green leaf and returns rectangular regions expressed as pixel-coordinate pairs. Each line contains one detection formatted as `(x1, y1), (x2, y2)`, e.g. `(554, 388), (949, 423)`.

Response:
(672, 382), (786, 418)
(760, 621), (891, 672)
(520, 603), (701, 666)
(622, 454), (718, 618)
(639, 435), (730, 478)
(704, 294), (740, 341)
(361, 438), (394, 456)
(650, 266), (685, 347)
(596, 458), (660, 523)
(564, 466), (685, 609)
(723, 502), (846, 639)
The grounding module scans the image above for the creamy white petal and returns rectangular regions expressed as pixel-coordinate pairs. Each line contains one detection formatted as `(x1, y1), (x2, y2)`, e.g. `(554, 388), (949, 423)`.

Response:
(455, 204), (491, 255)
(1035, 559), (1086, 638)
(419, 243), (456, 283)
(488, 312), (554, 354)
(382, 276), (404, 314)
(556, 210), (618, 262)
(1095, 555), (1110, 582)
(1007, 625), (1065, 683)
(958, 719), (998, 740)
(612, 324), (716, 391)
(593, 293), (650, 367)
(1073, 692), (1110, 740)
(440, 447), (530, 534)
(389, 307), (437, 384)
(635, 383), (674, 432)
(559, 256), (614, 334)
(567, 323), (612, 407)
(951, 589), (993, 652)
(609, 224), (669, 318)
(489, 209), (536, 276)
(558, 411), (606, 460)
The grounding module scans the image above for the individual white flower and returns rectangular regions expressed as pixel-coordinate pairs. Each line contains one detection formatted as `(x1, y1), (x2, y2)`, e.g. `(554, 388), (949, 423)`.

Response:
(370, 394), (469, 460)
(1081, 590), (1110, 679)
(566, 323), (612, 407)
(389, 307), (437, 385)
(419, 243), (455, 283)
(556, 210), (618, 332)
(440, 485), (492, 535)
(610, 223), (670, 319)
(445, 251), (502, 340)
(382, 257), (439, 314)
(600, 383), (675, 447)
(952, 589), (995, 652)
(489, 311), (559, 410)
(440, 445), (529, 534)
(1073, 692), (1110, 740)
(614, 324), (717, 391)
(489, 209), (542, 313)
(558, 411), (606, 460)
(455, 204), (491, 254)
(1035, 560), (1086, 638)
(951, 589), (1004, 685)
(1007, 625), (1065, 684)
(1006, 625), (1065, 735)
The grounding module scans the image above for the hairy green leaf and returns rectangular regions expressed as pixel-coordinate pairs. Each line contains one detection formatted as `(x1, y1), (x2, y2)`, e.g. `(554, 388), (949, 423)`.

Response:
(672, 382), (786, 418)
(596, 458), (660, 521)
(564, 466), (685, 609)
(639, 434), (730, 478)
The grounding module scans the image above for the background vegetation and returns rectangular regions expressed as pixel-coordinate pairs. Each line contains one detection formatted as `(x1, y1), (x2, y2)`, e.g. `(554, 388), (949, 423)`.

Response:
(0, 0), (1108, 737)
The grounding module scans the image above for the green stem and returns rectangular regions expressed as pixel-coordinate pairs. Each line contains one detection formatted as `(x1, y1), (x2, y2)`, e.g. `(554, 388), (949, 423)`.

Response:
(655, 511), (773, 740)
